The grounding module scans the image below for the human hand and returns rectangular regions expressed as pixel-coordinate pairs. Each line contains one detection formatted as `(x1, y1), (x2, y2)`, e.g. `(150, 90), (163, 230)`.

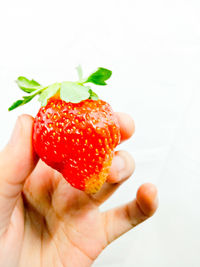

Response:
(0, 113), (158, 267)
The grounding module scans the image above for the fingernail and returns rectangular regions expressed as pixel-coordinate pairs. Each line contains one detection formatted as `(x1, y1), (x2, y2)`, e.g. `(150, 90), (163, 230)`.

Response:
(9, 117), (22, 146)
(113, 155), (125, 180)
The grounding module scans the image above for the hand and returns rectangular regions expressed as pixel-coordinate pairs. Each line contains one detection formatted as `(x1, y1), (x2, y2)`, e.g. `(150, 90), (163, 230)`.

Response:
(0, 113), (158, 267)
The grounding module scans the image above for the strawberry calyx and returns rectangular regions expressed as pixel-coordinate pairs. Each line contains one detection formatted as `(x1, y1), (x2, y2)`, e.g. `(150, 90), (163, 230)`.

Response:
(8, 66), (112, 111)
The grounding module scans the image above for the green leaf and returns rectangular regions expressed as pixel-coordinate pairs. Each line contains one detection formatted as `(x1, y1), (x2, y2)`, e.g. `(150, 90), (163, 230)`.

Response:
(16, 76), (42, 93)
(38, 83), (60, 106)
(8, 100), (24, 111)
(88, 89), (99, 100)
(84, 67), (112, 85)
(23, 94), (38, 104)
(8, 93), (38, 111)
(60, 82), (90, 103)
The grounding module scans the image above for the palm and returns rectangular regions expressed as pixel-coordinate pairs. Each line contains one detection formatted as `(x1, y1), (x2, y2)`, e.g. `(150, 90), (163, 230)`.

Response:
(14, 160), (107, 267)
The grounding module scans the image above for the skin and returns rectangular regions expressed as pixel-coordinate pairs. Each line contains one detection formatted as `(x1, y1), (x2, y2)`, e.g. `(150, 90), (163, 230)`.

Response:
(0, 113), (158, 267)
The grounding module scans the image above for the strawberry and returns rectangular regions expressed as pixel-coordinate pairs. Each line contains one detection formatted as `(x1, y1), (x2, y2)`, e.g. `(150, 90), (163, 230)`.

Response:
(9, 66), (121, 194)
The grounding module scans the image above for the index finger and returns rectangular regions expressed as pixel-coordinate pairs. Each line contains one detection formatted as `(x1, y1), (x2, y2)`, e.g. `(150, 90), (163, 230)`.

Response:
(115, 112), (135, 143)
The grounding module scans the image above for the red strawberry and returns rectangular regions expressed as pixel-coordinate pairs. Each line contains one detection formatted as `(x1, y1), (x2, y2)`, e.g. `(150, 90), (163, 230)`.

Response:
(9, 67), (121, 194)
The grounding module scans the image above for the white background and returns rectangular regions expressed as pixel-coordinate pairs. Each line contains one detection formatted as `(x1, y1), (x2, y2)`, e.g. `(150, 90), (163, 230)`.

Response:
(1, 0), (200, 266)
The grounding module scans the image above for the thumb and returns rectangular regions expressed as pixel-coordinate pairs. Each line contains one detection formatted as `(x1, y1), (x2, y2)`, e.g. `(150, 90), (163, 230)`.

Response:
(0, 114), (38, 235)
